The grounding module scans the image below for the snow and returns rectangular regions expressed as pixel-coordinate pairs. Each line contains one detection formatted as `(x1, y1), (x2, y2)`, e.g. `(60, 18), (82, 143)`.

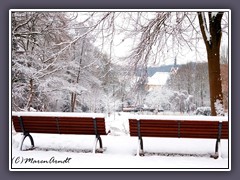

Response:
(12, 111), (105, 118)
(201, 12), (211, 43)
(214, 99), (225, 116)
(10, 112), (229, 171)
(211, 12), (218, 17)
(147, 72), (170, 86)
(129, 114), (227, 121)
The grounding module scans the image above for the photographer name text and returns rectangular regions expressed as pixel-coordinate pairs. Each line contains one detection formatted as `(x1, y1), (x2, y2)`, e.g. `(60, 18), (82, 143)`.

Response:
(12, 156), (72, 165)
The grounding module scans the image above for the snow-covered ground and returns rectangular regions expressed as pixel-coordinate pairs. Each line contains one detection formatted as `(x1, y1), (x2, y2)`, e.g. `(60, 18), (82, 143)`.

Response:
(10, 112), (229, 171)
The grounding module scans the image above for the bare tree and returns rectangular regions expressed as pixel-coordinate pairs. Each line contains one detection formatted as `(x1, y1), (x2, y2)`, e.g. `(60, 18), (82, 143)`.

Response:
(198, 12), (225, 116)
(11, 11), (228, 116)
(167, 62), (210, 108)
(12, 12), (72, 111)
(70, 11), (228, 116)
(124, 11), (228, 116)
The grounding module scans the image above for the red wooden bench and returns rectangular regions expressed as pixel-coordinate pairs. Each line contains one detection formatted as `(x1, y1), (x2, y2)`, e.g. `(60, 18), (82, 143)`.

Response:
(129, 115), (228, 159)
(12, 112), (107, 153)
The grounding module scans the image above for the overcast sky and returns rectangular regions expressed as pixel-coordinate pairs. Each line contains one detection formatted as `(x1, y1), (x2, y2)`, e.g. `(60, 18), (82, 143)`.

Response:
(76, 10), (229, 66)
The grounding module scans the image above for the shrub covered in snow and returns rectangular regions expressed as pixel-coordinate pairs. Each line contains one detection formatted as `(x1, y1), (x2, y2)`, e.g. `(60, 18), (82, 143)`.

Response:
(194, 107), (211, 116)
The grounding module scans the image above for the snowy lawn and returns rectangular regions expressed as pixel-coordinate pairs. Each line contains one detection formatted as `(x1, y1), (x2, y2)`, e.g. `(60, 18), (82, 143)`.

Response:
(10, 112), (229, 170)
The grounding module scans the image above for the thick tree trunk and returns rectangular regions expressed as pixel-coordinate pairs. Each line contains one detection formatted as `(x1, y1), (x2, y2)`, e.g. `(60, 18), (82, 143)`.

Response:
(206, 45), (223, 116)
(198, 12), (224, 116)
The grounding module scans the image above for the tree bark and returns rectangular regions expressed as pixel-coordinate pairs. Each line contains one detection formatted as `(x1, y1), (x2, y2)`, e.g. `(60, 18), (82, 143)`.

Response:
(198, 12), (224, 116)
(26, 78), (34, 111)
(70, 39), (85, 112)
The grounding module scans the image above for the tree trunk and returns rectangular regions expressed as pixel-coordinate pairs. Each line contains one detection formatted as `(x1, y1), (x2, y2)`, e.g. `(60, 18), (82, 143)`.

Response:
(198, 12), (224, 116)
(71, 92), (75, 112)
(200, 82), (204, 106)
(206, 44), (223, 116)
(26, 78), (34, 111)
(70, 39), (85, 112)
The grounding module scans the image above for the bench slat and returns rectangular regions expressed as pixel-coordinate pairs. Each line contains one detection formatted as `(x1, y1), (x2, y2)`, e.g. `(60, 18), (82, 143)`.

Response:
(129, 119), (228, 139)
(128, 118), (228, 157)
(12, 115), (107, 135)
(12, 113), (107, 153)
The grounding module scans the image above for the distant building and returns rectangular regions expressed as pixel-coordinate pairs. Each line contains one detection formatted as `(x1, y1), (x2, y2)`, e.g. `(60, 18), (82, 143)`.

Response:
(146, 57), (179, 91)
(147, 72), (170, 91)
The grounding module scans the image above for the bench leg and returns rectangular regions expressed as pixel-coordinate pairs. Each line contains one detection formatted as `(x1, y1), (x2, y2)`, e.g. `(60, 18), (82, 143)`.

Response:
(137, 137), (144, 156)
(93, 135), (103, 153)
(19, 133), (34, 151)
(211, 139), (221, 159)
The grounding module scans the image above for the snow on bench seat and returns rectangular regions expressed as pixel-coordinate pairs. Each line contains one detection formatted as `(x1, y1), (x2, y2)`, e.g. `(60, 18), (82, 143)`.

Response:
(12, 111), (107, 153)
(128, 115), (228, 158)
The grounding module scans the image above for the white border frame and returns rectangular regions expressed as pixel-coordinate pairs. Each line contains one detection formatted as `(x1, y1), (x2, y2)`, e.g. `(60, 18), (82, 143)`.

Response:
(9, 9), (231, 171)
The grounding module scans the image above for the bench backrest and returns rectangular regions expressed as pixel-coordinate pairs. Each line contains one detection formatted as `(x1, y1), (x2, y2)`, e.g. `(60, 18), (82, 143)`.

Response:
(129, 119), (228, 139)
(12, 115), (106, 135)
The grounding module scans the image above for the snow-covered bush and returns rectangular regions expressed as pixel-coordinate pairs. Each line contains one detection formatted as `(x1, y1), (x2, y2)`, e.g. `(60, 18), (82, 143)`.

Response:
(144, 88), (196, 114)
(194, 107), (211, 116)
(214, 99), (225, 116)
